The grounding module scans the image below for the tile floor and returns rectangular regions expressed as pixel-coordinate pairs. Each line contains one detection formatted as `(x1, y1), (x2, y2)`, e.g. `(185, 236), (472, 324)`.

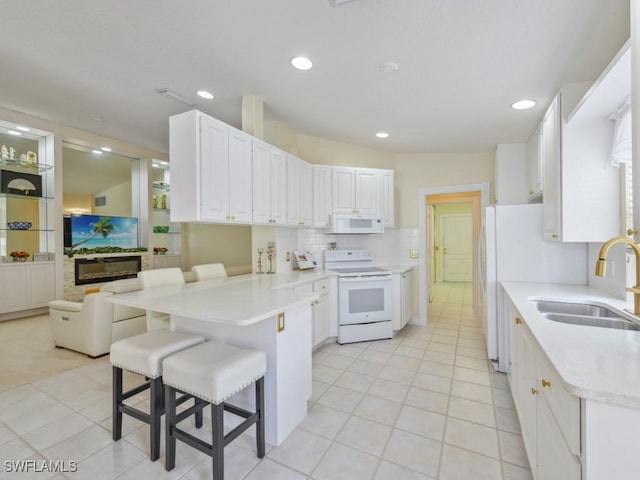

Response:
(0, 282), (532, 479)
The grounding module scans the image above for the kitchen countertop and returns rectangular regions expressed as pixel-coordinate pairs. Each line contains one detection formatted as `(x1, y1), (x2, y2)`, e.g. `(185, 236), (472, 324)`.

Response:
(502, 281), (640, 408)
(377, 264), (417, 274)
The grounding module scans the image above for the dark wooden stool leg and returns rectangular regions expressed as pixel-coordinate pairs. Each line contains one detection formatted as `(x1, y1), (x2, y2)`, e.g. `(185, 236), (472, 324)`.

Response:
(149, 377), (163, 461)
(165, 385), (177, 471)
(195, 398), (203, 428)
(112, 367), (123, 441)
(256, 377), (265, 458)
(212, 402), (224, 480)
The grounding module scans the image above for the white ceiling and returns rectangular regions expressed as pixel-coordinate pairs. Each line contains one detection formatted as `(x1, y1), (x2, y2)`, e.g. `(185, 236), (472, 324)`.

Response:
(0, 0), (630, 155)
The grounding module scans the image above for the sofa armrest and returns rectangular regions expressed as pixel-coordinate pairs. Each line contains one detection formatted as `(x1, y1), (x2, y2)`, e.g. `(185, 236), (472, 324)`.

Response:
(48, 300), (83, 312)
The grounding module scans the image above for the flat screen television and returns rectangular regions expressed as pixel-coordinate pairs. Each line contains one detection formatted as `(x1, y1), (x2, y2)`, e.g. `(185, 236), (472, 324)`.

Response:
(64, 214), (139, 249)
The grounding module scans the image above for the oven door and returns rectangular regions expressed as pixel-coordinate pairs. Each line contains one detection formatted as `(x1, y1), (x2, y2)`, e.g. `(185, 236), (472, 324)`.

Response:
(338, 275), (392, 325)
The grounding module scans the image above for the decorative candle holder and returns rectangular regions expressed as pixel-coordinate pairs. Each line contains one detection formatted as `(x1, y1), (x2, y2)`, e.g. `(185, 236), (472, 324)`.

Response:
(267, 242), (275, 274)
(256, 248), (264, 274)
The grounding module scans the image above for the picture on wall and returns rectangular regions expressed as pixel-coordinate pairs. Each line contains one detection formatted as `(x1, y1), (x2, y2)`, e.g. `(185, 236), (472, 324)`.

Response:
(67, 214), (139, 249)
(0, 170), (43, 197)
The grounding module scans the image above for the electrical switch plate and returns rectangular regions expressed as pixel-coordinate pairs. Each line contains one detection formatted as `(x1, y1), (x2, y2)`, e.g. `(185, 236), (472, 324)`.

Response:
(277, 312), (285, 332)
(286, 251), (291, 262)
(409, 249), (419, 258)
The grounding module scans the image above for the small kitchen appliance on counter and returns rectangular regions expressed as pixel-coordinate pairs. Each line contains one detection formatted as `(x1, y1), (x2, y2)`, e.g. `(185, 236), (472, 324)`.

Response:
(325, 249), (392, 343)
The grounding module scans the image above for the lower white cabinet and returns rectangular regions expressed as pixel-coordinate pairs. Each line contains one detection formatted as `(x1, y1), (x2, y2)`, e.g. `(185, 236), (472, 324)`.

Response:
(510, 302), (581, 480)
(291, 276), (337, 348)
(0, 262), (54, 314)
(392, 268), (413, 330)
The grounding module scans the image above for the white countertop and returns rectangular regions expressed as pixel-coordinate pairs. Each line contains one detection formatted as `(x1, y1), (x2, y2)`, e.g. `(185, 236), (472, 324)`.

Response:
(502, 281), (640, 408)
(378, 264), (417, 274)
(106, 272), (328, 326)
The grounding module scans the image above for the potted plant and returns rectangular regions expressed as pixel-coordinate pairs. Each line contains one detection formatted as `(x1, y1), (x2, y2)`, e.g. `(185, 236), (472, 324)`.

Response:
(10, 251), (30, 262)
(153, 247), (168, 256)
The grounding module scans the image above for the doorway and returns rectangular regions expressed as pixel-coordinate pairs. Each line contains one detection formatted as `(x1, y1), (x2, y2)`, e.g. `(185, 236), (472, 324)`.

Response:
(439, 212), (473, 283)
(418, 183), (490, 324)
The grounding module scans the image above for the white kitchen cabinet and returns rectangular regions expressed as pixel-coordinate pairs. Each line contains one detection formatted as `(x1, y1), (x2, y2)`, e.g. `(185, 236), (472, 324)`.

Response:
(527, 122), (543, 201)
(287, 155), (312, 226)
(332, 167), (380, 216)
(392, 268), (413, 331)
(509, 301), (581, 479)
(169, 110), (252, 224)
(0, 262), (54, 314)
(312, 279), (330, 346)
(312, 166), (332, 228)
(380, 169), (395, 228)
(542, 94), (561, 240)
(253, 139), (287, 225)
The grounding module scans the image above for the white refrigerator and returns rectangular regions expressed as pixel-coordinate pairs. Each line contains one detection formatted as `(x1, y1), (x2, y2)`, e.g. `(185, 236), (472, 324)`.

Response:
(482, 204), (587, 373)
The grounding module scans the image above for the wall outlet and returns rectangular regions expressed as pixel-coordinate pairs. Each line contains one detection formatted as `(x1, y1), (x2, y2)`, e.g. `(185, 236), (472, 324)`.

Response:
(409, 249), (419, 258)
(286, 251), (291, 262)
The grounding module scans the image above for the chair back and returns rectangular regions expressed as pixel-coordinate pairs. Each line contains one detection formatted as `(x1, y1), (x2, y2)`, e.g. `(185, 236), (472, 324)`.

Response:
(192, 263), (227, 281)
(138, 268), (185, 290)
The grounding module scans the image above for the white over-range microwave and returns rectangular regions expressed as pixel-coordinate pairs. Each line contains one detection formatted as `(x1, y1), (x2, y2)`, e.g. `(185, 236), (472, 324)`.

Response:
(324, 213), (384, 234)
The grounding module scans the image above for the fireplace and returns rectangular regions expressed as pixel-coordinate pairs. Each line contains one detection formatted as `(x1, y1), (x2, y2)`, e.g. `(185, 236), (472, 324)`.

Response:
(74, 256), (142, 285)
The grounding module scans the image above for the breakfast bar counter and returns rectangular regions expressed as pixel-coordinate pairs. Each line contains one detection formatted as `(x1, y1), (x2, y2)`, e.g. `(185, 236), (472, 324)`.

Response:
(106, 273), (321, 446)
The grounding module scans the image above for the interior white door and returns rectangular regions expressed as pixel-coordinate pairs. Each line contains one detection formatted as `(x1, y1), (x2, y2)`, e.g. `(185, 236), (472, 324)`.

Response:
(441, 213), (472, 282)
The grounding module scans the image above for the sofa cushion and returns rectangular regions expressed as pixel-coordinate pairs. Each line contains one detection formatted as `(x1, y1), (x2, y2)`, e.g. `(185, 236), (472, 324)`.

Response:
(48, 300), (84, 312)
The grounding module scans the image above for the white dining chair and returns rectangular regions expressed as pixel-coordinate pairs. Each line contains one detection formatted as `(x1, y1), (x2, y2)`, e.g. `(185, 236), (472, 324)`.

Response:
(191, 263), (227, 281)
(138, 268), (185, 330)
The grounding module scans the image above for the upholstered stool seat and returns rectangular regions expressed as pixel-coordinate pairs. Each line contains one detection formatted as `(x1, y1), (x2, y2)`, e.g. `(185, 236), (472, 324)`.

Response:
(163, 340), (267, 479)
(110, 330), (205, 461)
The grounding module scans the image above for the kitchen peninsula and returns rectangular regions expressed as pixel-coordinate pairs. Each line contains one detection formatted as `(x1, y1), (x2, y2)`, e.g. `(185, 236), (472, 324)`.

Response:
(106, 272), (331, 446)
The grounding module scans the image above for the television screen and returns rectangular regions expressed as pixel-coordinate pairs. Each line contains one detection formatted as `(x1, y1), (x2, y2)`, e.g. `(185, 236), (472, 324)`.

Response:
(65, 214), (139, 249)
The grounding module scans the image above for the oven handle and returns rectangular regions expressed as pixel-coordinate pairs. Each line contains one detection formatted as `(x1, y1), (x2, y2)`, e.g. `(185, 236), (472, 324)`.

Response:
(339, 275), (392, 282)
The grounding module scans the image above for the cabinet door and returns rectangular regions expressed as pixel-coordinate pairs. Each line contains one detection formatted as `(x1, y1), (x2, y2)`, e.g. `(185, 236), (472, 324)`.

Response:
(252, 140), (272, 224)
(381, 170), (395, 227)
(542, 94), (561, 240)
(286, 155), (301, 225)
(527, 122), (543, 199)
(392, 273), (402, 330)
(27, 263), (54, 308)
(199, 115), (229, 221)
(313, 295), (330, 347)
(270, 149), (288, 224)
(355, 169), (380, 215)
(299, 160), (313, 226)
(228, 129), (253, 223)
(0, 267), (28, 313)
(332, 168), (356, 214)
(312, 166), (332, 227)
(401, 270), (412, 328)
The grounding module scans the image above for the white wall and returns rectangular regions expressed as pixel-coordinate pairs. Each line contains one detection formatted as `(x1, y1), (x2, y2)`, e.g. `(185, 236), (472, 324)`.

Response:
(494, 143), (528, 205)
(92, 179), (132, 216)
(184, 224), (252, 272)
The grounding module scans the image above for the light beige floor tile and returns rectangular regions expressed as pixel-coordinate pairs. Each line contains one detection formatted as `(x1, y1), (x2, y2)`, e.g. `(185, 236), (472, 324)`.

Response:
(456, 346), (487, 359)
(334, 371), (375, 393)
(394, 345), (424, 359)
(0, 388), (57, 422)
(452, 366), (491, 386)
(312, 365), (343, 384)
(184, 442), (261, 480)
(412, 373), (452, 394)
(387, 354), (420, 371)
(366, 341), (398, 354)
(454, 354), (489, 371)
(0, 422), (17, 445)
(395, 405), (446, 441)
(22, 412), (94, 451)
(382, 429), (441, 477)
(377, 365), (415, 386)
(312, 442), (378, 480)
(310, 380), (330, 403)
(347, 359), (385, 377)
(358, 350), (392, 365)
(426, 342), (456, 354)
(496, 406), (522, 434)
(116, 457), (184, 480)
(333, 345), (366, 358)
(352, 395), (402, 426)
(450, 380), (493, 405)
(404, 387), (449, 415)
(490, 372), (510, 390)
(73, 439), (146, 480)
(498, 430), (530, 467)
(244, 458), (307, 480)
(42, 424), (113, 463)
(336, 415), (391, 456)
(79, 396), (118, 424)
(493, 387), (516, 410)
(418, 360), (454, 378)
(374, 460), (433, 480)
(59, 382), (112, 411)
(319, 353), (355, 370)
(33, 370), (106, 401)
(5, 400), (74, 436)
(428, 336), (457, 347)
(368, 379), (409, 403)
(423, 351), (455, 365)
(444, 417), (499, 459)
(298, 403), (349, 439)
(399, 336), (428, 348)
(502, 462), (534, 480)
(267, 428), (330, 475)
(0, 438), (36, 462)
(316, 385), (363, 413)
(439, 444), (502, 480)
(447, 396), (496, 428)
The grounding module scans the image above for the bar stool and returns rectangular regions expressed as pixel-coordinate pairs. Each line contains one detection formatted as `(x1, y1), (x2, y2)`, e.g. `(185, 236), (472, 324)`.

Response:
(162, 340), (267, 479)
(110, 329), (205, 461)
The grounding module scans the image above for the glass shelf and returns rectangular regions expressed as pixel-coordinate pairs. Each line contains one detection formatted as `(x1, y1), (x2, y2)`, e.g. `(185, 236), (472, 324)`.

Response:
(153, 231), (180, 235)
(0, 193), (54, 201)
(0, 228), (54, 232)
(0, 157), (53, 172)
(153, 208), (169, 212)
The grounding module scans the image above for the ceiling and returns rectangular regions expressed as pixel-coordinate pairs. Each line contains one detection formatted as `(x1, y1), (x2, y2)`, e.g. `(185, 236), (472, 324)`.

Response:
(0, 0), (630, 155)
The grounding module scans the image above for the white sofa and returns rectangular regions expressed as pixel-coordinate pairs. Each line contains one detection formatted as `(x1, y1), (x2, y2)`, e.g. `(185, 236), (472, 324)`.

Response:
(48, 278), (146, 358)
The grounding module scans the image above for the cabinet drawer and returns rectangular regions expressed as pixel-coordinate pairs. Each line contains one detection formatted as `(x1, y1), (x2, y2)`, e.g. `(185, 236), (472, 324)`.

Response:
(536, 351), (580, 455)
(313, 278), (330, 295)
(292, 282), (313, 294)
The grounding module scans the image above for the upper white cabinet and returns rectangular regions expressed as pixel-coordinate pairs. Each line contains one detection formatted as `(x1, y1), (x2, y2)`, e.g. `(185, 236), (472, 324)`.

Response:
(380, 169), (395, 228)
(527, 122), (543, 201)
(286, 154), (312, 226)
(332, 167), (380, 216)
(169, 110), (252, 224)
(312, 166), (332, 228)
(252, 139), (287, 225)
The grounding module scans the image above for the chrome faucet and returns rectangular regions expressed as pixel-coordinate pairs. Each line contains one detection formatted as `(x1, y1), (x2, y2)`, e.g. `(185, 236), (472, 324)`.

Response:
(595, 236), (640, 315)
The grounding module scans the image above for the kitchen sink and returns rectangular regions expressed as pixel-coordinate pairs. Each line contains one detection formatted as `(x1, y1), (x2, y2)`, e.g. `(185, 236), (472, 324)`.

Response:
(532, 300), (623, 318)
(541, 312), (640, 331)
(532, 300), (640, 331)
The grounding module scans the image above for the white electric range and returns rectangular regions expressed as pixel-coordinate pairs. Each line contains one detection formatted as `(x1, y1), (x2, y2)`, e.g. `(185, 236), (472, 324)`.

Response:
(324, 249), (392, 344)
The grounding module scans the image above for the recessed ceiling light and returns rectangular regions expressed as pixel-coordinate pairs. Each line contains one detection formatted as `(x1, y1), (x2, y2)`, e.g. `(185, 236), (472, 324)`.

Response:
(101, 147), (112, 152)
(290, 56), (313, 71)
(197, 90), (215, 100)
(92, 150), (103, 154)
(15, 126), (30, 132)
(380, 62), (399, 73)
(376, 132), (390, 139)
(511, 99), (536, 110)
(7, 130), (21, 136)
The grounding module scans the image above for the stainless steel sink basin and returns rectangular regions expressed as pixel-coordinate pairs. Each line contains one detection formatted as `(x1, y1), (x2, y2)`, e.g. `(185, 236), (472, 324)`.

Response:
(542, 312), (640, 331)
(532, 300), (623, 318)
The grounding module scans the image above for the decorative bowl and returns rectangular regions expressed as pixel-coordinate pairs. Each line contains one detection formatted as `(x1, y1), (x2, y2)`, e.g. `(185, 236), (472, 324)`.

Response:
(153, 225), (170, 233)
(7, 222), (32, 230)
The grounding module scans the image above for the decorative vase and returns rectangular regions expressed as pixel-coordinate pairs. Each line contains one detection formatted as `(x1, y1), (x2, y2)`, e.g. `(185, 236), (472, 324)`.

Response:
(256, 248), (264, 274)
